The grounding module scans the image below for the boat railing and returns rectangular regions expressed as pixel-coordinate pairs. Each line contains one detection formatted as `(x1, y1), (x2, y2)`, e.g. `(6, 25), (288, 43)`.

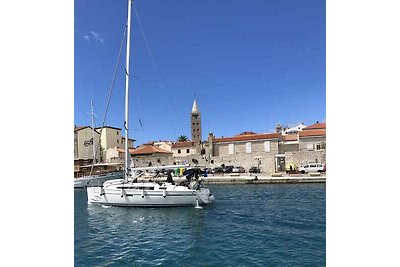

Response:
(74, 169), (123, 179)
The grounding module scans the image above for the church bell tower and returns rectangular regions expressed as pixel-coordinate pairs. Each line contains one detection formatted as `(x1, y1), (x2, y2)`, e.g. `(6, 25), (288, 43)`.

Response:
(190, 99), (202, 149)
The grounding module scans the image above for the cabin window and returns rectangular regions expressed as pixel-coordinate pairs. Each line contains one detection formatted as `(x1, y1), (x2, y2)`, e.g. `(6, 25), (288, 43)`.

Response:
(117, 186), (154, 190)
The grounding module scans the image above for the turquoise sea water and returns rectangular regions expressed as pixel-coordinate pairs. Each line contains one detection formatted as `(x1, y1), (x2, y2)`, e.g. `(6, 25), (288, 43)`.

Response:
(75, 184), (325, 266)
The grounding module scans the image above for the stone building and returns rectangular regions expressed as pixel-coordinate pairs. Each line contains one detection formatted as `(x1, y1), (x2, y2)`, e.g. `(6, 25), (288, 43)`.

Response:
(207, 131), (281, 173)
(171, 141), (198, 158)
(190, 99), (202, 153)
(74, 126), (101, 161)
(113, 144), (173, 167)
(170, 99), (204, 157)
(74, 125), (135, 163)
(95, 126), (134, 150)
(168, 121), (326, 174)
(281, 121), (326, 170)
(94, 126), (135, 160)
(153, 141), (173, 152)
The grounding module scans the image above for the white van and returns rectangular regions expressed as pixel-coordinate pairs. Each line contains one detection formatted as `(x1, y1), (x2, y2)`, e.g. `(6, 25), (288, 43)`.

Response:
(299, 163), (324, 173)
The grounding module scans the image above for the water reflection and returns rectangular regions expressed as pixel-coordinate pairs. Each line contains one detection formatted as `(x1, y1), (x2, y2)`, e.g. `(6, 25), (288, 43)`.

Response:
(76, 184), (325, 266)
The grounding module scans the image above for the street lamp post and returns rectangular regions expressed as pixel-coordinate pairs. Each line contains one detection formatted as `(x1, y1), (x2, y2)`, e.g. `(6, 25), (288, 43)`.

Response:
(254, 156), (262, 173)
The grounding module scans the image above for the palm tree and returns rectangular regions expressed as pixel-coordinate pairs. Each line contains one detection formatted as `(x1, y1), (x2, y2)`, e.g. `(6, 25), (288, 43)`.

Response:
(178, 135), (189, 142)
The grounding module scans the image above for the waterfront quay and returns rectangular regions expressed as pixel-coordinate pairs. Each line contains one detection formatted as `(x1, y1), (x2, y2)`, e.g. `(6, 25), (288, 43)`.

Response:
(202, 174), (326, 184)
(137, 173), (326, 185)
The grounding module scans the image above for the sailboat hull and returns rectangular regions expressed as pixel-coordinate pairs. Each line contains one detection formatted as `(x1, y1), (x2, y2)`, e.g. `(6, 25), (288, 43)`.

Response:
(87, 183), (213, 207)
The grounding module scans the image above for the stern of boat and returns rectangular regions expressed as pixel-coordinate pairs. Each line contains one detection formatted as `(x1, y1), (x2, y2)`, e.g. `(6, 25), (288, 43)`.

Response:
(86, 186), (104, 204)
(196, 188), (215, 205)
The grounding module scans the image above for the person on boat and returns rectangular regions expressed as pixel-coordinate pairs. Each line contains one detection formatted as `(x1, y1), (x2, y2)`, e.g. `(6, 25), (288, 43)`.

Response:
(166, 171), (174, 184)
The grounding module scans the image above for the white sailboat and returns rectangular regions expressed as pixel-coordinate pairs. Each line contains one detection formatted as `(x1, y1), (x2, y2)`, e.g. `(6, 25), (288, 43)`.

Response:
(87, 0), (214, 207)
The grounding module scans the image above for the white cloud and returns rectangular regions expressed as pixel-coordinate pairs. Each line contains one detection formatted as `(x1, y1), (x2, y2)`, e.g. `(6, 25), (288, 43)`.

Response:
(83, 35), (90, 42)
(90, 30), (104, 43)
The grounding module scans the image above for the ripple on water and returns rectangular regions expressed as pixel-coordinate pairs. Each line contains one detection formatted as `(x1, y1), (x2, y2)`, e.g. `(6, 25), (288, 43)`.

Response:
(75, 184), (325, 266)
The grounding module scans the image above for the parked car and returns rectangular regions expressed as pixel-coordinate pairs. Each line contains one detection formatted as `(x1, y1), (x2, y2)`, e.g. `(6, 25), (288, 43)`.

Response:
(232, 166), (245, 173)
(298, 163), (324, 174)
(183, 168), (202, 177)
(223, 165), (234, 173)
(211, 167), (224, 174)
(285, 163), (297, 173)
(249, 166), (261, 173)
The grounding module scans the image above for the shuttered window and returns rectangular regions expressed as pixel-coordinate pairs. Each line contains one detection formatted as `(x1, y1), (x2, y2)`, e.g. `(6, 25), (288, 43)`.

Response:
(228, 144), (234, 155)
(246, 142), (252, 154)
(307, 144), (314, 151)
(264, 141), (271, 152)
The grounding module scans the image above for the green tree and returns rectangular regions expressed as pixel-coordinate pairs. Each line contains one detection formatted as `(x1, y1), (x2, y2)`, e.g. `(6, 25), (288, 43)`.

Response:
(178, 135), (189, 142)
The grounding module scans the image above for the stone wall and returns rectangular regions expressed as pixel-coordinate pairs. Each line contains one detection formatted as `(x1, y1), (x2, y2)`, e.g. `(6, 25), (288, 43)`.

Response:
(131, 154), (174, 168)
(209, 153), (276, 173)
(285, 150), (326, 168)
(172, 140), (279, 173)
(284, 136), (326, 168)
(213, 140), (279, 157)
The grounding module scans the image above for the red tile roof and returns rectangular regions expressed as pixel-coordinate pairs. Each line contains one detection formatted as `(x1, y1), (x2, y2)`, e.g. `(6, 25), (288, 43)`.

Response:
(95, 126), (122, 131)
(235, 131), (257, 136)
(121, 137), (136, 141)
(303, 122), (326, 130)
(213, 132), (279, 143)
(116, 148), (136, 154)
(172, 141), (196, 148)
(118, 145), (172, 155)
(299, 129), (326, 137)
(74, 126), (100, 134)
(283, 134), (298, 141)
(74, 126), (88, 132)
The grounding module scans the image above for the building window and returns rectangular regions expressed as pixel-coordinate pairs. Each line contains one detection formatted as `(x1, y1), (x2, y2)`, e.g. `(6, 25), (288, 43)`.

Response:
(316, 142), (326, 150)
(117, 139), (119, 143)
(178, 149), (181, 154)
(186, 149), (190, 153)
(228, 144), (234, 155)
(307, 144), (314, 151)
(246, 142), (252, 154)
(117, 131), (119, 135)
(264, 141), (271, 152)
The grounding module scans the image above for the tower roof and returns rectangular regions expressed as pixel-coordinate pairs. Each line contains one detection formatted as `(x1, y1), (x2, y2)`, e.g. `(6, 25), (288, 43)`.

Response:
(191, 99), (199, 113)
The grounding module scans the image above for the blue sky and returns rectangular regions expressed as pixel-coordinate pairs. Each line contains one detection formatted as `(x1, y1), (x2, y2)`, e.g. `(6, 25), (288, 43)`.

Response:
(75, 0), (325, 145)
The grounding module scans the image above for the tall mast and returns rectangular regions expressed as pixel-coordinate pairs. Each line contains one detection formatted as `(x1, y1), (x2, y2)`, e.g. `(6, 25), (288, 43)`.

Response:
(124, 0), (132, 182)
(90, 100), (96, 163)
